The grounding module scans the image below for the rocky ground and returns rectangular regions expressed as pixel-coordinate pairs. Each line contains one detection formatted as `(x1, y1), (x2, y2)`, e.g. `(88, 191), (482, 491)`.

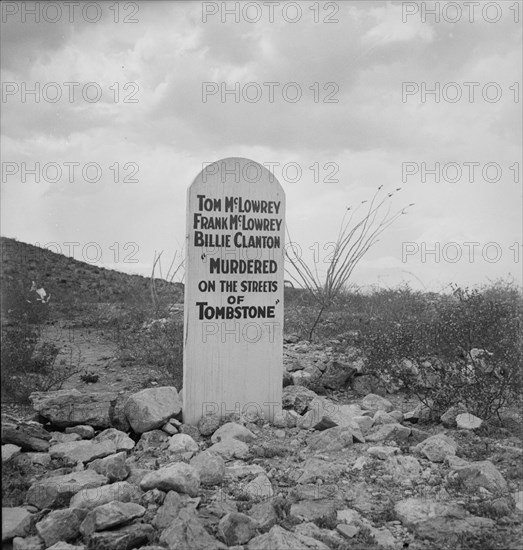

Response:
(2, 337), (523, 550)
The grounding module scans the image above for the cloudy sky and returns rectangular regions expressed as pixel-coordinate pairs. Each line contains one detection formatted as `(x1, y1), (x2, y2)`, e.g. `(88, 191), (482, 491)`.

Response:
(1, 1), (522, 292)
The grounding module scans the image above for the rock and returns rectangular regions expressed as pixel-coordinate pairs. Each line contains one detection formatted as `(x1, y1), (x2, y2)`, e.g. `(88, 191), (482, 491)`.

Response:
(135, 430), (169, 452)
(320, 360), (357, 389)
(49, 440), (116, 465)
(69, 481), (138, 510)
(218, 512), (258, 545)
(198, 413), (221, 436)
(153, 490), (197, 530)
(394, 497), (495, 541)
(361, 393), (393, 413)
(352, 415), (374, 434)
(168, 433), (199, 453)
(89, 451), (129, 482)
(211, 422), (256, 444)
(244, 474), (274, 499)
(351, 375), (384, 396)
(79, 501), (145, 535)
(140, 462), (200, 497)
(272, 411), (297, 428)
(159, 508), (227, 549)
(124, 386), (181, 434)
(86, 523), (154, 550)
(456, 413), (483, 430)
(365, 423), (410, 442)
(248, 525), (330, 549)
(295, 522), (344, 548)
(47, 543), (84, 550)
(27, 471), (108, 509)
(445, 455), (469, 469)
(92, 428), (135, 451)
(308, 426), (355, 451)
(336, 523), (359, 538)
(30, 389), (128, 429)
(384, 455), (421, 480)
(367, 446), (400, 460)
(439, 404), (467, 427)
(12, 535), (45, 550)
(2, 443), (21, 461)
(451, 460), (509, 493)
(24, 452), (52, 466)
(282, 386), (317, 414)
(352, 456), (370, 470)
(290, 500), (337, 523)
(403, 404), (431, 423)
(298, 458), (344, 484)
(373, 410), (397, 425)
(161, 422), (178, 435)
(50, 432), (82, 444)
(2, 420), (51, 451)
(190, 450), (225, 485)
(389, 410), (403, 422)
(513, 490), (523, 512)
(207, 439), (250, 460)
(179, 423), (202, 441)
(226, 463), (266, 479)
(65, 425), (95, 439)
(248, 501), (278, 532)
(415, 434), (457, 462)
(2, 508), (33, 541)
(35, 508), (86, 547)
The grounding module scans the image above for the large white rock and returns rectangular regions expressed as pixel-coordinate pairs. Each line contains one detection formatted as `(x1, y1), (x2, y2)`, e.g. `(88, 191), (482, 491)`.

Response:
(2, 444), (21, 461)
(247, 524), (330, 549)
(2, 508), (33, 542)
(456, 413), (483, 430)
(26, 470), (108, 509)
(211, 422), (256, 444)
(415, 434), (457, 463)
(92, 428), (135, 451)
(244, 474), (274, 499)
(35, 508), (86, 547)
(361, 394), (393, 413)
(79, 501), (145, 535)
(190, 450), (225, 485)
(451, 460), (508, 493)
(30, 389), (128, 429)
(124, 386), (182, 434)
(140, 462), (200, 497)
(168, 433), (199, 453)
(69, 481), (138, 510)
(49, 439), (116, 465)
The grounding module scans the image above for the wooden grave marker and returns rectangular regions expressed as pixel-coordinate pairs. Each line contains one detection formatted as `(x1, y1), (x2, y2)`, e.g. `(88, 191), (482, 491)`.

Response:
(183, 157), (285, 425)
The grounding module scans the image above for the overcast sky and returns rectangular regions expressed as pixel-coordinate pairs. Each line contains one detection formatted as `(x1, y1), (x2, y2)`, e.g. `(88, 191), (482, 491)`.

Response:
(1, 1), (522, 292)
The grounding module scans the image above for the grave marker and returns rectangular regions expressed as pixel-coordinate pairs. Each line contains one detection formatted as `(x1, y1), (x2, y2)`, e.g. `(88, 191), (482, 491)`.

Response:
(183, 157), (285, 425)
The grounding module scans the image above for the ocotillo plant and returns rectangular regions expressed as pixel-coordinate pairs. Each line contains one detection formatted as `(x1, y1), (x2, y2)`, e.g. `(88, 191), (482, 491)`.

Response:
(285, 186), (414, 341)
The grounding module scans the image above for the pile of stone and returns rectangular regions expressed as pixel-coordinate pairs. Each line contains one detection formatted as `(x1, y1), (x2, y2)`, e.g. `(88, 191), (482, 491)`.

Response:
(2, 385), (520, 550)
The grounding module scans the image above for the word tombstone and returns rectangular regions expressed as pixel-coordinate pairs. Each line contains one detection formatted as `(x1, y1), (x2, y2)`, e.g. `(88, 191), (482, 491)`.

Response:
(183, 157), (285, 426)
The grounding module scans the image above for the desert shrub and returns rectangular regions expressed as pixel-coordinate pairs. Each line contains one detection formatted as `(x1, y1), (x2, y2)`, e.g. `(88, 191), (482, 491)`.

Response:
(1, 286), (81, 403)
(362, 282), (523, 420)
(116, 310), (184, 388)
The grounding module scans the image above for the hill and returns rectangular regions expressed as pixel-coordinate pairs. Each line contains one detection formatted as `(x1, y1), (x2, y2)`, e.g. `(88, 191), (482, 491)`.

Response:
(0, 236), (183, 322)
